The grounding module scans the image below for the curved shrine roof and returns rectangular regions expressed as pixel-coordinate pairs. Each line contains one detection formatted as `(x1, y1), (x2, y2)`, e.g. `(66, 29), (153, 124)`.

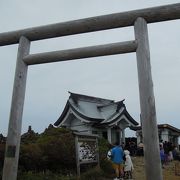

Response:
(54, 92), (138, 127)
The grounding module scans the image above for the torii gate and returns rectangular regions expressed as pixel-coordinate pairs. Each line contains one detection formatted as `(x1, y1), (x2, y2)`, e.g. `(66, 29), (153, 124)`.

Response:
(1, 3), (180, 180)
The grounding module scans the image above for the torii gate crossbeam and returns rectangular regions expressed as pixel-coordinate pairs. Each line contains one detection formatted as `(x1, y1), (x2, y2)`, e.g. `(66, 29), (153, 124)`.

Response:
(0, 3), (180, 46)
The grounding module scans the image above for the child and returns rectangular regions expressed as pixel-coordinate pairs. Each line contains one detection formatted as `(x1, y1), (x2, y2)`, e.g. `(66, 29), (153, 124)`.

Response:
(107, 149), (112, 160)
(107, 144), (114, 160)
(124, 150), (134, 179)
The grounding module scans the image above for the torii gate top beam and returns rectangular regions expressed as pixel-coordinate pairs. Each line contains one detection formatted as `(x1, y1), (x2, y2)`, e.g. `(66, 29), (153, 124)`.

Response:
(0, 3), (180, 46)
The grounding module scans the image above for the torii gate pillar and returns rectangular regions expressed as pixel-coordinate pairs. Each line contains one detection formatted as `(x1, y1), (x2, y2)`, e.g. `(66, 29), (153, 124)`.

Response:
(2, 36), (30, 180)
(134, 17), (163, 180)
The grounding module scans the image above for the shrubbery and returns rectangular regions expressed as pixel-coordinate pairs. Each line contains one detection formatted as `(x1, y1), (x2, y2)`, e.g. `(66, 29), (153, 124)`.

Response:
(80, 166), (104, 180)
(19, 126), (76, 173)
(17, 171), (77, 180)
(0, 143), (5, 170)
(1, 126), (114, 179)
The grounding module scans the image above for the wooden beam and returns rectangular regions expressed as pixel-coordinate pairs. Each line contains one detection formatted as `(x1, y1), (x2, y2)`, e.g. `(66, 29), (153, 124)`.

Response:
(75, 136), (80, 177)
(0, 3), (180, 46)
(2, 36), (30, 180)
(23, 40), (137, 65)
(134, 18), (163, 180)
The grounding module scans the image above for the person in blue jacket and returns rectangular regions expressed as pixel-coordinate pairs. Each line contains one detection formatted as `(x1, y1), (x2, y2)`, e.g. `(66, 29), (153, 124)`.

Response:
(111, 141), (124, 180)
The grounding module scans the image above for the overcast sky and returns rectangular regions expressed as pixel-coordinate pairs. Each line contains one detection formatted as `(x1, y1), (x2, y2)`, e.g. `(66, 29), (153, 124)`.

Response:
(0, 0), (180, 137)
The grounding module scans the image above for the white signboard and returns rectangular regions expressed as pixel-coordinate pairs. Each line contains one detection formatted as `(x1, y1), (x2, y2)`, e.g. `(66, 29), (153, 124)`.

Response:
(78, 140), (97, 163)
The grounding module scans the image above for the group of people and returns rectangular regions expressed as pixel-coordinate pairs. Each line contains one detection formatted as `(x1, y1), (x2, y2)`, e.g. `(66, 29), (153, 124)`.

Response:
(107, 142), (134, 180)
(107, 140), (179, 179)
(159, 140), (180, 168)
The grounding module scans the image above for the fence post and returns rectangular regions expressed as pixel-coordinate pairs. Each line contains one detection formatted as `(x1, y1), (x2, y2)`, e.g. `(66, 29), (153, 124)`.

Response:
(75, 135), (80, 177)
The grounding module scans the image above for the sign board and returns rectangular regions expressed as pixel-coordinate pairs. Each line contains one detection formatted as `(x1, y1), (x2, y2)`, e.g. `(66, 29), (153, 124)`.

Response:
(74, 132), (99, 176)
(78, 138), (98, 163)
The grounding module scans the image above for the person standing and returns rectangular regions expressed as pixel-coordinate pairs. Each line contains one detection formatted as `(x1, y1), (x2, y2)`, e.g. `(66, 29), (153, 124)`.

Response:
(124, 150), (134, 179)
(111, 142), (124, 180)
(160, 144), (165, 168)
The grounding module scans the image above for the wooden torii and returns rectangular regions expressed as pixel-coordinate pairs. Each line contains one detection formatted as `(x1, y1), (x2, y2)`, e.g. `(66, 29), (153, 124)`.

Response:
(1, 3), (180, 180)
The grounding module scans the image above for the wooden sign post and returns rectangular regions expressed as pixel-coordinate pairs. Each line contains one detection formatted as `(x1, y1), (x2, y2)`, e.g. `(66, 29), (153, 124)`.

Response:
(74, 132), (99, 177)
